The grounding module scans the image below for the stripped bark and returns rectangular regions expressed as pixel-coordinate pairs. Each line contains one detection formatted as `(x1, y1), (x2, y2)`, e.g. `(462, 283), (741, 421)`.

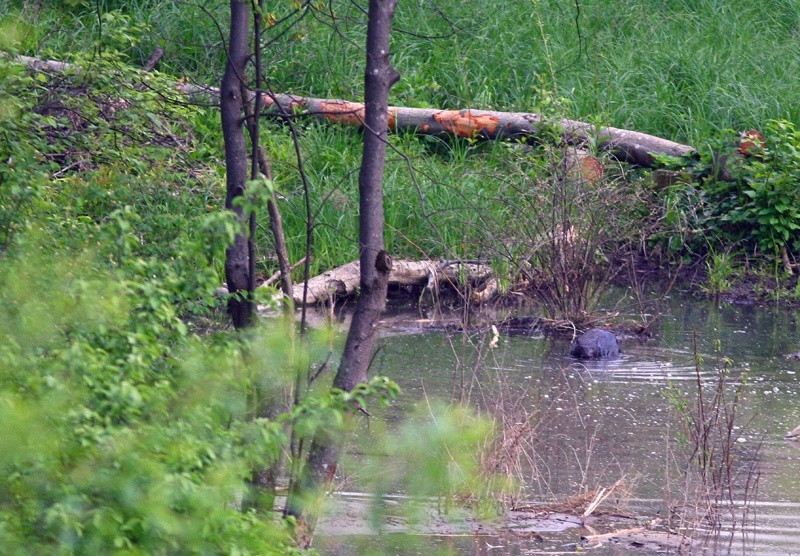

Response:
(267, 258), (496, 305)
(252, 95), (694, 167)
(176, 85), (694, 167)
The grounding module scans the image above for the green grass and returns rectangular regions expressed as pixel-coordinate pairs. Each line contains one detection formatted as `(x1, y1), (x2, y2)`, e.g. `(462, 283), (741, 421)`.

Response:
(3, 0), (799, 278)
(257, 118), (513, 275)
(8, 0), (799, 144)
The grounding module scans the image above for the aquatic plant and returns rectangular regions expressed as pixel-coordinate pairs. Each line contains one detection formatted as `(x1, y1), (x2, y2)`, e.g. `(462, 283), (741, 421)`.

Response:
(664, 331), (760, 537)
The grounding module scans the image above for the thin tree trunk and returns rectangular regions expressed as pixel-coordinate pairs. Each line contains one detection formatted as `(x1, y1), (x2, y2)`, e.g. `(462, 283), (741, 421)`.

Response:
(236, 0), (293, 512)
(241, 82), (294, 312)
(221, 0), (254, 329)
(262, 152), (295, 310)
(283, 0), (400, 547)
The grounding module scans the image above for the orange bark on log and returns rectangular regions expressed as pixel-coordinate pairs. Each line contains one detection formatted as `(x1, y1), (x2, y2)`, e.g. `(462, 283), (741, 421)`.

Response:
(12, 55), (693, 167)
(250, 92), (694, 167)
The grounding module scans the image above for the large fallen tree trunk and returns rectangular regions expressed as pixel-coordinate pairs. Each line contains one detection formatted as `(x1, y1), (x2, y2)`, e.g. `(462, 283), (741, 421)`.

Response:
(263, 96), (694, 167)
(14, 54), (694, 167)
(181, 87), (694, 168)
(265, 259), (496, 305)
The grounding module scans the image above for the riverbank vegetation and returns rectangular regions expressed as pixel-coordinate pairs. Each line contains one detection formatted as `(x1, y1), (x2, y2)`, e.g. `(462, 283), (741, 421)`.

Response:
(1, 0), (798, 551)
(4, 0), (800, 303)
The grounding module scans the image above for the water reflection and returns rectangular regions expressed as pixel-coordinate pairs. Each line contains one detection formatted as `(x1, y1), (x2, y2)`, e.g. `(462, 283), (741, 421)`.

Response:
(317, 295), (800, 554)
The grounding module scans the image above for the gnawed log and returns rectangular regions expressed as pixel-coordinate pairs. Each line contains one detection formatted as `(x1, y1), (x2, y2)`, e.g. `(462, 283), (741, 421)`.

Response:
(257, 94), (694, 167)
(181, 86), (694, 168)
(267, 259), (495, 305)
(13, 54), (694, 167)
(14, 54), (73, 72)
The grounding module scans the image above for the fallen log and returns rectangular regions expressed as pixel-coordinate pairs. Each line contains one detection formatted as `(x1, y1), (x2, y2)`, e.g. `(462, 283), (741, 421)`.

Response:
(180, 85), (694, 168)
(266, 259), (495, 305)
(13, 53), (694, 167)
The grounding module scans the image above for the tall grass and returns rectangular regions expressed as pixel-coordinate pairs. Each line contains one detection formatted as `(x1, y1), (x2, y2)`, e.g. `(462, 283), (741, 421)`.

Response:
(7, 0), (798, 277)
(10, 0), (799, 144)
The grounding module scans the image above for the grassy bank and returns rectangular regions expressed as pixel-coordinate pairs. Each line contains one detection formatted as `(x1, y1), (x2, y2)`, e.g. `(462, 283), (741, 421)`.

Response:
(2, 0), (800, 300)
(7, 0), (799, 143)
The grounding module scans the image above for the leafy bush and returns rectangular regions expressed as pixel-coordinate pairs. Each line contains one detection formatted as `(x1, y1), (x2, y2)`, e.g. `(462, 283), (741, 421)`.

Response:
(716, 121), (800, 257)
(656, 121), (800, 264)
(0, 58), (52, 247)
(0, 238), (296, 554)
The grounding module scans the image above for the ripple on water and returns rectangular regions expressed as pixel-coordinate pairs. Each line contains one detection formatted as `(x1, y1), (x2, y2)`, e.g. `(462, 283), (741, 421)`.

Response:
(344, 295), (800, 554)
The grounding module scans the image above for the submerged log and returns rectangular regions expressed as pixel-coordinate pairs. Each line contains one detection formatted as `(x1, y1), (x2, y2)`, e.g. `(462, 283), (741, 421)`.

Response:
(267, 259), (495, 305)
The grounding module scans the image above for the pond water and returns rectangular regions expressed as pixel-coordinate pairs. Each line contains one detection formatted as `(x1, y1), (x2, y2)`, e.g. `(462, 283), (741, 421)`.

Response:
(315, 295), (800, 554)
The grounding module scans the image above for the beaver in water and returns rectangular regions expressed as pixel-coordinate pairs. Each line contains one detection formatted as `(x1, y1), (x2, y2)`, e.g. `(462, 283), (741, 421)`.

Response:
(570, 328), (620, 360)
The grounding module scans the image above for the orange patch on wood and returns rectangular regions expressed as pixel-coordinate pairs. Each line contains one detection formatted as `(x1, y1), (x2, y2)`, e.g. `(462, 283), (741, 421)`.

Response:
(289, 99), (306, 111)
(566, 153), (604, 185)
(319, 100), (366, 126)
(433, 110), (500, 137)
(578, 155), (604, 185)
(739, 129), (765, 156)
(260, 93), (275, 107)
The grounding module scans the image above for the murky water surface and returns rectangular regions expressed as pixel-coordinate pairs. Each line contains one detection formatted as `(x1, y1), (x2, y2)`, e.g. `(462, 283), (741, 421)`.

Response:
(316, 296), (800, 554)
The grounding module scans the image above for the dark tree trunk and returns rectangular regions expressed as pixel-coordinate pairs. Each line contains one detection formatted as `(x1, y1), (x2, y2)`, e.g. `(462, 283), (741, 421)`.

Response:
(334, 0), (400, 392)
(284, 0), (400, 547)
(221, 0), (255, 329)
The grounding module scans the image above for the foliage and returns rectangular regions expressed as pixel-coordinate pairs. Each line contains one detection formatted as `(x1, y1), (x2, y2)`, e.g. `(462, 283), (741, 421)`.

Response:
(0, 239), (284, 553)
(0, 58), (50, 247)
(655, 121), (800, 266)
(365, 403), (497, 525)
(0, 233), (408, 553)
(0, 50), (410, 553)
(0, 47), (230, 284)
(702, 251), (735, 297)
(714, 121), (800, 257)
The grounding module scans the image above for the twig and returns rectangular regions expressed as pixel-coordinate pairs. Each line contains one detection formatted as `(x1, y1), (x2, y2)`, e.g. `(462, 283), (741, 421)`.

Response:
(260, 256), (308, 288)
(582, 477), (625, 518)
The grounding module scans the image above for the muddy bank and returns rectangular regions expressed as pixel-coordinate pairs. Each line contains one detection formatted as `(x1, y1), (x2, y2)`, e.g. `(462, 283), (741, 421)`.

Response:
(312, 493), (695, 554)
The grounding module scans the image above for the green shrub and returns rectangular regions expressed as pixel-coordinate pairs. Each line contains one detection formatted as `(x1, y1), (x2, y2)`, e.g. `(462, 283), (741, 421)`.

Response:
(0, 239), (296, 554)
(718, 120), (800, 257)
(655, 121), (800, 265)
